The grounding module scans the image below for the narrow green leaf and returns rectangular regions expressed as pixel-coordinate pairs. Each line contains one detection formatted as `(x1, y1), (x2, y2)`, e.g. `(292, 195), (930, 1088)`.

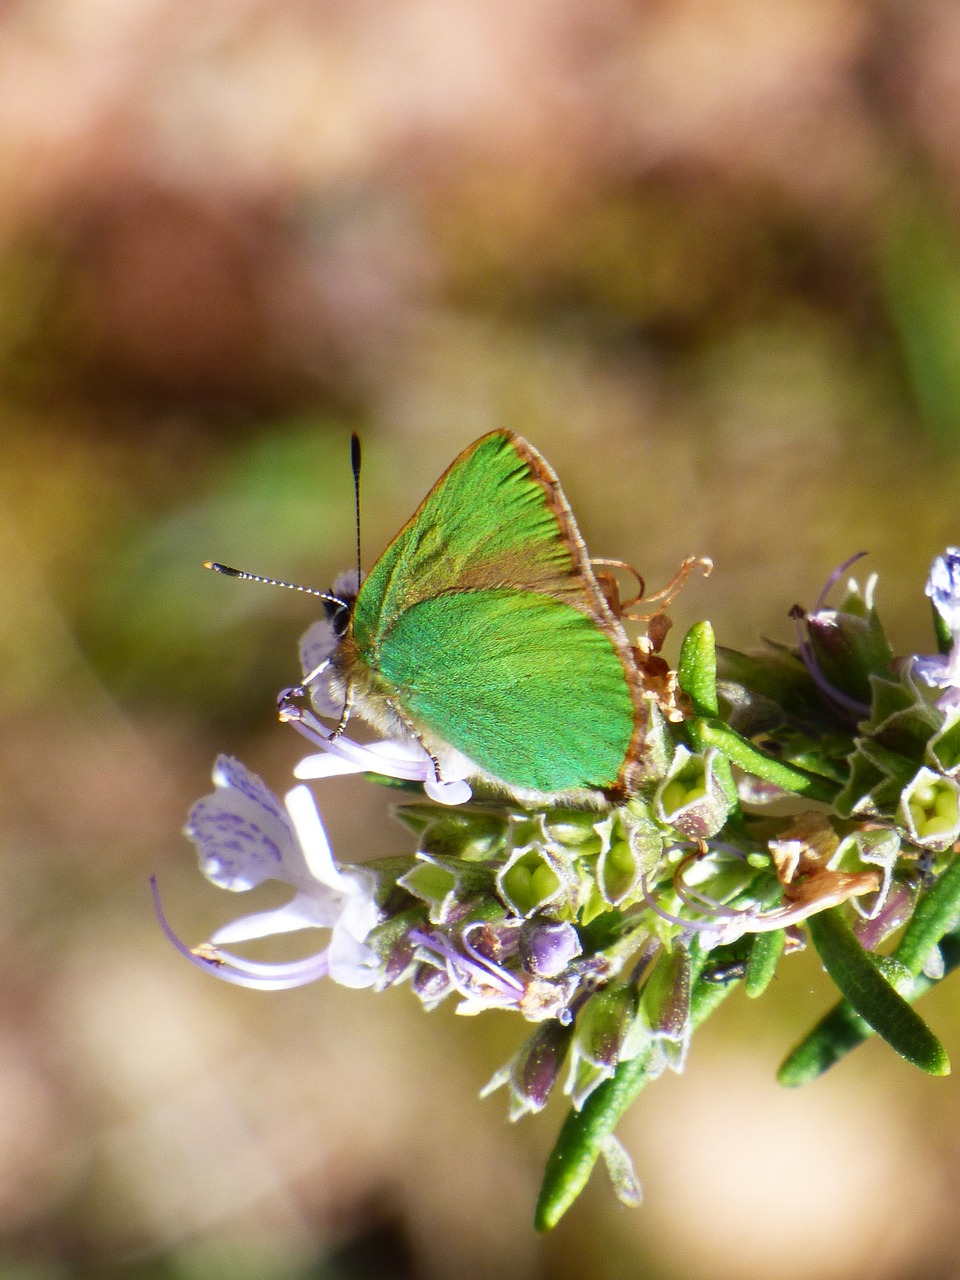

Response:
(805, 908), (949, 1077)
(745, 929), (785, 999)
(678, 621), (720, 717)
(779, 860), (960, 1083)
(694, 719), (840, 803)
(894, 856), (960, 975)
(534, 963), (736, 1231)
(779, 930), (960, 1085)
(679, 624), (744, 809)
(534, 1048), (656, 1232)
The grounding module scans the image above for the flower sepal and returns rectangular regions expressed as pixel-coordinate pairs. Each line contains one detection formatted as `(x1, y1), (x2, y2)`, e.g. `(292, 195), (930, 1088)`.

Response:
(899, 767), (960, 852)
(655, 746), (732, 839)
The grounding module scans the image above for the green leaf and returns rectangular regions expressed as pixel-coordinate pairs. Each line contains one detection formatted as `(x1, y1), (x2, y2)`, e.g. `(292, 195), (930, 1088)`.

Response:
(894, 856), (960, 974)
(779, 858), (960, 1083)
(678, 621), (720, 717)
(693, 719), (840, 803)
(744, 929), (785, 999)
(803, 908), (949, 1077)
(678, 623), (741, 813)
(779, 930), (960, 1085)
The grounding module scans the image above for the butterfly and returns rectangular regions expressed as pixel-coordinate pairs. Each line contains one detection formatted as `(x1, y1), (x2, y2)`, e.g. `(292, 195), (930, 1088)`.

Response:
(216, 431), (647, 802)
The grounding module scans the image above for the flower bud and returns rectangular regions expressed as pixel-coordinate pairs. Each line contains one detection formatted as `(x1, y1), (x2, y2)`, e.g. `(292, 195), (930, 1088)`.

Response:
(639, 945), (692, 1071)
(412, 960), (453, 1007)
(565, 984), (640, 1108)
(519, 919), (582, 978)
(802, 577), (893, 708)
(481, 1020), (573, 1120)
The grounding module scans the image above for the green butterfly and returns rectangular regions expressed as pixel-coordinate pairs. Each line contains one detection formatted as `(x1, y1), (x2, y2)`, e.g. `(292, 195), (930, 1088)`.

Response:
(311, 430), (647, 799)
(216, 431), (647, 801)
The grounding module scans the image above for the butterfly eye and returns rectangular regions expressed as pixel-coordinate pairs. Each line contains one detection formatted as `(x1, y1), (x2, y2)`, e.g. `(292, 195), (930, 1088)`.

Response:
(324, 598), (352, 637)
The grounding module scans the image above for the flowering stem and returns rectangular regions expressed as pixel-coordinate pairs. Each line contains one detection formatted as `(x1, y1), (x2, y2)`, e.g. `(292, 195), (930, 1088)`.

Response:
(534, 952), (738, 1231)
(803, 907), (949, 1077)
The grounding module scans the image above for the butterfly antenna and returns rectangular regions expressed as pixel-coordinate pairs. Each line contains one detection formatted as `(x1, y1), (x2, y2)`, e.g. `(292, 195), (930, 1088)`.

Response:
(203, 562), (346, 607)
(350, 431), (363, 584)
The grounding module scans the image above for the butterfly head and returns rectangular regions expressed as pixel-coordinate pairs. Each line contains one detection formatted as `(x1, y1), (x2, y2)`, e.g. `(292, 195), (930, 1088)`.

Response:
(322, 569), (362, 638)
(297, 569), (366, 719)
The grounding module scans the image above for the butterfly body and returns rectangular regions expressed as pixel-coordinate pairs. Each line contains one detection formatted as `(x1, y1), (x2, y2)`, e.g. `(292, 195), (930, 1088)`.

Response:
(303, 431), (647, 803)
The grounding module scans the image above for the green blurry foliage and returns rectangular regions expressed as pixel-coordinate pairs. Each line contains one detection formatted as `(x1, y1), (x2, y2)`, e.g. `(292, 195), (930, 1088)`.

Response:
(78, 420), (363, 724)
(882, 196), (960, 446)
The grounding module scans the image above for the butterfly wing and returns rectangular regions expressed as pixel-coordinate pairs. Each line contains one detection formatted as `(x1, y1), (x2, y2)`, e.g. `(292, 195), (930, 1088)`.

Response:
(375, 589), (638, 792)
(352, 431), (644, 792)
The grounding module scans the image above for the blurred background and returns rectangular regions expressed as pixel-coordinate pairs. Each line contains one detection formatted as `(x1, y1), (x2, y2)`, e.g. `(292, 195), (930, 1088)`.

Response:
(6, 0), (960, 1276)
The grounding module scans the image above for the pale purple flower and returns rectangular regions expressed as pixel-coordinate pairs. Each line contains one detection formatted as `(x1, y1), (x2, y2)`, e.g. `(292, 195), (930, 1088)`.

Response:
(409, 924), (576, 1022)
(155, 756), (380, 990)
(916, 548), (960, 707)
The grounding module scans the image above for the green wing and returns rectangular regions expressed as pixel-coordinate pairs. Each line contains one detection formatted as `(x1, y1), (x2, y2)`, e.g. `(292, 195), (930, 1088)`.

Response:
(354, 431), (609, 650)
(376, 589), (637, 792)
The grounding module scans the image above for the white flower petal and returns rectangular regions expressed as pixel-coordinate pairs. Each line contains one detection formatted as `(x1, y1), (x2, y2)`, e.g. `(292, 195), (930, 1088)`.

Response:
(187, 786), (296, 892)
(283, 785), (346, 890)
(210, 893), (341, 944)
(425, 776), (473, 806)
(178, 758), (382, 990)
(327, 932), (380, 988)
(293, 753), (369, 780)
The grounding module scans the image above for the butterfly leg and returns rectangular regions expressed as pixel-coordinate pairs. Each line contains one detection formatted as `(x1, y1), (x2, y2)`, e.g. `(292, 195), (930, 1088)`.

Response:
(384, 696), (445, 783)
(328, 681), (354, 740)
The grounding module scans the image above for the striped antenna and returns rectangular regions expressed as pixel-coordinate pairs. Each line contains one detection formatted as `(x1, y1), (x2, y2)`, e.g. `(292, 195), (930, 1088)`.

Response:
(203, 562), (347, 607)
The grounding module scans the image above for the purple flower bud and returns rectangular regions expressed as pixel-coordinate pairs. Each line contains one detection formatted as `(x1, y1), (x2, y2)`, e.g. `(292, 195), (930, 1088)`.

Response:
(854, 880), (917, 951)
(519, 920), (583, 978)
(482, 1019), (573, 1120)
(413, 961), (453, 1005)
(515, 1021), (572, 1110)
